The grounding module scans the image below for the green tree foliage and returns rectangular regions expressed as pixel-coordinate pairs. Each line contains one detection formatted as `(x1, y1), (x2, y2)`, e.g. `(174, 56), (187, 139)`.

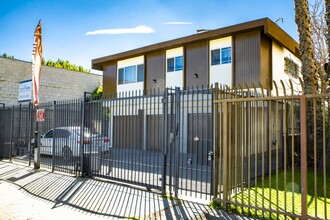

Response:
(41, 58), (89, 73)
(93, 86), (103, 98)
(1, 53), (88, 73)
(0, 53), (14, 59)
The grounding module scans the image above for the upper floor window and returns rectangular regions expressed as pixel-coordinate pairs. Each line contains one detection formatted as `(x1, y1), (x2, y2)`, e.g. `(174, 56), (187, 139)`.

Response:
(211, 47), (232, 65)
(284, 57), (299, 78)
(118, 64), (144, 85)
(167, 56), (183, 72)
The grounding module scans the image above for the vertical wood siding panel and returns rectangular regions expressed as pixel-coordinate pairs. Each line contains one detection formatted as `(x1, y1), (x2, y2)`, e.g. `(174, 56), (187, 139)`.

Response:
(234, 30), (260, 87)
(186, 42), (209, 88)
(260, 33), (272, 88)
(145, 51), (165, 92)
(103, 62), (117, 95)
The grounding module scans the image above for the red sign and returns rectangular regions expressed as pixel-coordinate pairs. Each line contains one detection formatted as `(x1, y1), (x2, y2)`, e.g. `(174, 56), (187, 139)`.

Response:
(36, 109), (45, 122)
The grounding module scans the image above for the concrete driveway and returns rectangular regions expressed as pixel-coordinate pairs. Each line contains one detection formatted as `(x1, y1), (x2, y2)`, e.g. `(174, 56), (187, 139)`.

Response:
(0, 160), (255, 219)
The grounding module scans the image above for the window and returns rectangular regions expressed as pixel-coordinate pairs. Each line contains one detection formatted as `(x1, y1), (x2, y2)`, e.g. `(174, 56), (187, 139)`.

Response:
(211, 49), (220, 65)
(221, 47), (231, 64)
(118, 64), (144, 85)
(167, 58), (174, 72)
(54, 129), (71, 138)
(175, 56), (183, 71)
(284, 57), (299, 78)
(211, 47), (232, 65)
(137, 64), (144, 82)
(167, 56), (183, 72)
(44, 130), (53, 138)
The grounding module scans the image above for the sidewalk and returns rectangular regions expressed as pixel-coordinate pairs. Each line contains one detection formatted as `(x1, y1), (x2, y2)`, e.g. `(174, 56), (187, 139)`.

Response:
(0, 161), (253, 219)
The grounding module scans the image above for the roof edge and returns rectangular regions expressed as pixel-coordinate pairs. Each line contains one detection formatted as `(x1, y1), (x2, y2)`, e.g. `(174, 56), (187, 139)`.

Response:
(264, 19), (300, 58)
(92, 18), (300, 70)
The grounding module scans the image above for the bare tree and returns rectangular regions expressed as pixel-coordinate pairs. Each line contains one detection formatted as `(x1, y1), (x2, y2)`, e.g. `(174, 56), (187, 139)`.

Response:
(309, 0), (329, 92)
(323, 0), (330, 171)
(323, 1), (330, 87)
(325, 0), (330, 60)
(310, 0), (327, 64)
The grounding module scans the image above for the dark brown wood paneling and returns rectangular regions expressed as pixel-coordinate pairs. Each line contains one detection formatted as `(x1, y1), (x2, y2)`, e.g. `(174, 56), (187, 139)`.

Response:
(234, 30), (260, 87)
(103, 62), (117, 95)
(113, 115), (143, 149)
(260, 33), (272, 88)
(185, 42), (209, 88)
(145, 51), (165, 92)
(187, 113), (212, 165)
(146, 115), (163, 151)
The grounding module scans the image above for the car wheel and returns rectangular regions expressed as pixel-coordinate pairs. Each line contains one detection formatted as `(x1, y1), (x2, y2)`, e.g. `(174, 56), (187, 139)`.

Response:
(62, 146), (73, 161)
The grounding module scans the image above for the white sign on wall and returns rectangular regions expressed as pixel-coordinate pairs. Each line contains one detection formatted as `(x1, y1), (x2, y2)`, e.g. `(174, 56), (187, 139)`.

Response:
(18, 79), (32, 102)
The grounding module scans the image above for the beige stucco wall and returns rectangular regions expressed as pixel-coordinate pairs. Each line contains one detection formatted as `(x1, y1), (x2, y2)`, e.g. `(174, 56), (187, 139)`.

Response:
(272, 41), (302, 96)
(0, 57), (102, 106)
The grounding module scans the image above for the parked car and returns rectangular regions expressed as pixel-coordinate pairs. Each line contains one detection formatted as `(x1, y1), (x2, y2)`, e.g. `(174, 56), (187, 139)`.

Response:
(31, 126), (111, 160)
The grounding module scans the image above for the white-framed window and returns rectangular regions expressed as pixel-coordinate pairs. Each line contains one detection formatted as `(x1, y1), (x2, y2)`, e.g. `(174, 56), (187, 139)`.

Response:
(118, 64), (144, 85)
(284, 57), (299, 78)
(167, 56), (183, 72)
(211, 47), (232, 65)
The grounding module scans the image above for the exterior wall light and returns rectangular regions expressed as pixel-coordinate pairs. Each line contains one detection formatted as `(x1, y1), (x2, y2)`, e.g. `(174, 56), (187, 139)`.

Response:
(152, 79), (157, 83)
(193, 73), (198, 78)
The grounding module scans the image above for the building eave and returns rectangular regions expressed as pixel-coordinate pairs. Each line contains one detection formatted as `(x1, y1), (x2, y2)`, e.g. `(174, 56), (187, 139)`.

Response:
(92, 17), (299, 71)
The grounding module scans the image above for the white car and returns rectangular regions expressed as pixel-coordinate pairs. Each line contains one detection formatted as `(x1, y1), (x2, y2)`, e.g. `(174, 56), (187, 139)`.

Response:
(32, 126), (111, 160)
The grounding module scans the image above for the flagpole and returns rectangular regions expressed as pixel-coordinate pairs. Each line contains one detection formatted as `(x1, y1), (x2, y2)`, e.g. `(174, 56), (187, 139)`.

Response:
(32, 20), (42, 170)
(34, 107), (40, 169)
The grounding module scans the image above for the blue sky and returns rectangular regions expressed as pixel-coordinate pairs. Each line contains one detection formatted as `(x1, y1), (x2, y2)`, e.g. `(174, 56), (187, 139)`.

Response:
(0, 0), (298, 73)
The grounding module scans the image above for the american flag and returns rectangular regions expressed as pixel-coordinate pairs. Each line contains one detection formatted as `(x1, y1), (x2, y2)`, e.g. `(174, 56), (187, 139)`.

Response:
(32, 20), (42, 106)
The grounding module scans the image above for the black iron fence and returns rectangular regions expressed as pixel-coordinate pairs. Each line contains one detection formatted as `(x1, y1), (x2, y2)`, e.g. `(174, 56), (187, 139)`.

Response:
(0, 87), (214, 200)
(1, 81), (328, 218)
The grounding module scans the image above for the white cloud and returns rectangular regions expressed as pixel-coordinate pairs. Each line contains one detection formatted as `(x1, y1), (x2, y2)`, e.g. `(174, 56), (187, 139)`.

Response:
(86, 25), (155, 35)
(163, 21), (193, 25)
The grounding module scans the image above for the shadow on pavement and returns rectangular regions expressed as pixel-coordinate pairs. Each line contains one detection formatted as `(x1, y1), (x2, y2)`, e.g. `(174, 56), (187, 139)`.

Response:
(0, 161), (252, 219)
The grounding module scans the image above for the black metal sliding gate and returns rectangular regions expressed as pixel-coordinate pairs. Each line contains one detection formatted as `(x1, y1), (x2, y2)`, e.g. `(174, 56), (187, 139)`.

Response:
(85, 87), (213, 199)
(84, 91), (164, 190)
(164, 87), (213, 200)
(0, 87), (213, 199)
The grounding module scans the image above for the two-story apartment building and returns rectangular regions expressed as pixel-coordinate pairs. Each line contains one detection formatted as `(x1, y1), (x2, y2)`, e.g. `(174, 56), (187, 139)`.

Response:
(92, 18), (301, 95)
(89, 18), (301, 171)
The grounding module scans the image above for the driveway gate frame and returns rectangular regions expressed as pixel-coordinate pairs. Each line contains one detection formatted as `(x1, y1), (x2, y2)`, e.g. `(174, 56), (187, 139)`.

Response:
(0, 87), (214, 200)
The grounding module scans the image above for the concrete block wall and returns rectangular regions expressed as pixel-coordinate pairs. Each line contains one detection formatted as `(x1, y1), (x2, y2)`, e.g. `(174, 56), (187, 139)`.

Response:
(0, 57), (102, 106)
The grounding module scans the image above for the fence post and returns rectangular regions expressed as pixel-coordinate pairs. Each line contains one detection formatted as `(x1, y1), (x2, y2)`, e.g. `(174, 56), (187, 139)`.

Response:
(28, 102), (32, 166)
(300, 95), (308, 220)
(222, 101), (229, 209)
(0, 103), (5, 160)
(18, 104), (22, 154)
(80, 94), (86, 177)
(174, 87), (181, 197)
(169, 89), (175, 195)
(213, 85), (219, 199)
(161, 88), (169, 194)
(52, 101), (56, 172)
(10, 105), (14, 161)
